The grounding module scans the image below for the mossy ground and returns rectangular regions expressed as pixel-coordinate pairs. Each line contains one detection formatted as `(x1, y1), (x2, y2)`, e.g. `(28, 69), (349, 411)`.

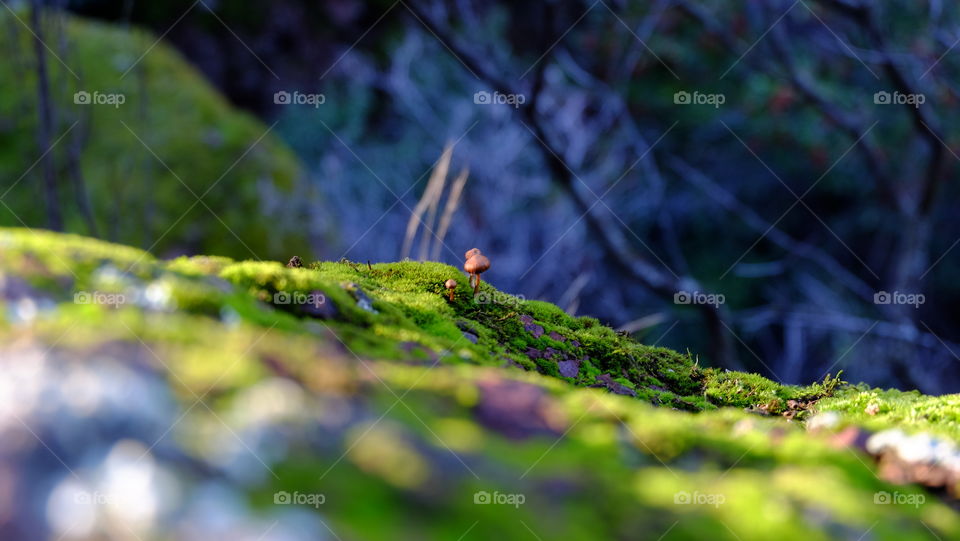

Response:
(816, 386), (960, 442)
(2, 227), (960, 540)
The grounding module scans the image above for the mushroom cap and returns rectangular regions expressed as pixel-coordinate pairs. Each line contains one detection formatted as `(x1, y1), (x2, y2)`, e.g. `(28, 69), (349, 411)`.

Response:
(464, 248), (482, 260)
(463, 254), (490, 274)
(444, 279), (457, 289)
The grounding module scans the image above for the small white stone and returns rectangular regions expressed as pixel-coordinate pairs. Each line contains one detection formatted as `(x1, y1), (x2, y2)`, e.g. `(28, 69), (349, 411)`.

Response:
(806, 411), (841, 431)
(144, 282), (173, 310)
(898, 433), (936, 463)
(14, 298), (38, 322)
(865, 429), (906, 455)
(931, 440), (958, 464)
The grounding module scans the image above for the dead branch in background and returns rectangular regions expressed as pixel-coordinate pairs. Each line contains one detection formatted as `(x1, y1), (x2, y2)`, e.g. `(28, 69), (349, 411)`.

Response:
(669, 158), (875, 299)
(431, 167), (469, 261)
(558, 271), (591, 315)
(815, 0), (949, 333)
(50, 4), (98, 236)
(677, 0), (953, 386)
(417, 150), (450, 261)
(402, 144), (451, 259)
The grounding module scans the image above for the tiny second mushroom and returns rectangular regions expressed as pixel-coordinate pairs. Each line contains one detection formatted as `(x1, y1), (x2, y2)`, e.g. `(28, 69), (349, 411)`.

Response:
(444, 279), (458, 301)
(463, 250), (491, 296)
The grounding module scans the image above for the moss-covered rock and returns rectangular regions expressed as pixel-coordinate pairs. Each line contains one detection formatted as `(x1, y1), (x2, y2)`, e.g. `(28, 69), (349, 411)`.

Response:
(0, 11), (311, 259)
(2, 227), (960, 540)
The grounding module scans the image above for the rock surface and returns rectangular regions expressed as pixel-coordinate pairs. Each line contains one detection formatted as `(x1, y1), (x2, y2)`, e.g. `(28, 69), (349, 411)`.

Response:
(1, 228), (959, 541)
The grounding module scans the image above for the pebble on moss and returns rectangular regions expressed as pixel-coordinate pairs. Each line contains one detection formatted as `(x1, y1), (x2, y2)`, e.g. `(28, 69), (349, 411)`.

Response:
(558, 359), (580, 379)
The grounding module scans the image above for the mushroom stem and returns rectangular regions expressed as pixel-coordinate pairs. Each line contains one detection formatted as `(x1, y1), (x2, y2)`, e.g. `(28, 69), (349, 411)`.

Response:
(448, 289), (455, 301)
(473, 274), (481, 296)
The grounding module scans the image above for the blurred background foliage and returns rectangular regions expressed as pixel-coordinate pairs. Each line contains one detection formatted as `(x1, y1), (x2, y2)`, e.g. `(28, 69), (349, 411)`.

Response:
(4, 0), (960, 393)
(0, 7), (311, 258)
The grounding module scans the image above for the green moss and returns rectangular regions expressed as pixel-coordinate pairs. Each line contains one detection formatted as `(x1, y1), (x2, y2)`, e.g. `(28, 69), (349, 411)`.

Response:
(817, 386), (960, 441)
(4, 228), (960, 540)
(524, 299), (574, 326)
(0, 11), (310, 259)
(704, 370), (845, 413)
(166, 255), (236, 276)
(0, 227), (850, 415)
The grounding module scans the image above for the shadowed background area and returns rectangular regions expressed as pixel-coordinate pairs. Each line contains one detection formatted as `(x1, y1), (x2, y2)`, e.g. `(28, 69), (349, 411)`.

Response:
(4, 0), (960, 393)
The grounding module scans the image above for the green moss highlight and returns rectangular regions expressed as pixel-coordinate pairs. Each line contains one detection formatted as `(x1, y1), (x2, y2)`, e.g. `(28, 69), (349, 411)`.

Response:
(817, 386), (960, 441)
(703, 370), (845, 413)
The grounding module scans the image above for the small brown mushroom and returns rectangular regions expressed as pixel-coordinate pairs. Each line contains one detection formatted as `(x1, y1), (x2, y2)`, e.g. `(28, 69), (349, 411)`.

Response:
(463, 253), (491, 296)
(464, 248), (482, 260)
(444, 279), (458, 301)
(287, 256), (303, 268)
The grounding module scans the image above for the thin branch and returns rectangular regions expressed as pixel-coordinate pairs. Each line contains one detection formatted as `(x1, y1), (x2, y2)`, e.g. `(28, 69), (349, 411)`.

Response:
(670, 157), (876, 299)
(30, 0), (62, 230)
